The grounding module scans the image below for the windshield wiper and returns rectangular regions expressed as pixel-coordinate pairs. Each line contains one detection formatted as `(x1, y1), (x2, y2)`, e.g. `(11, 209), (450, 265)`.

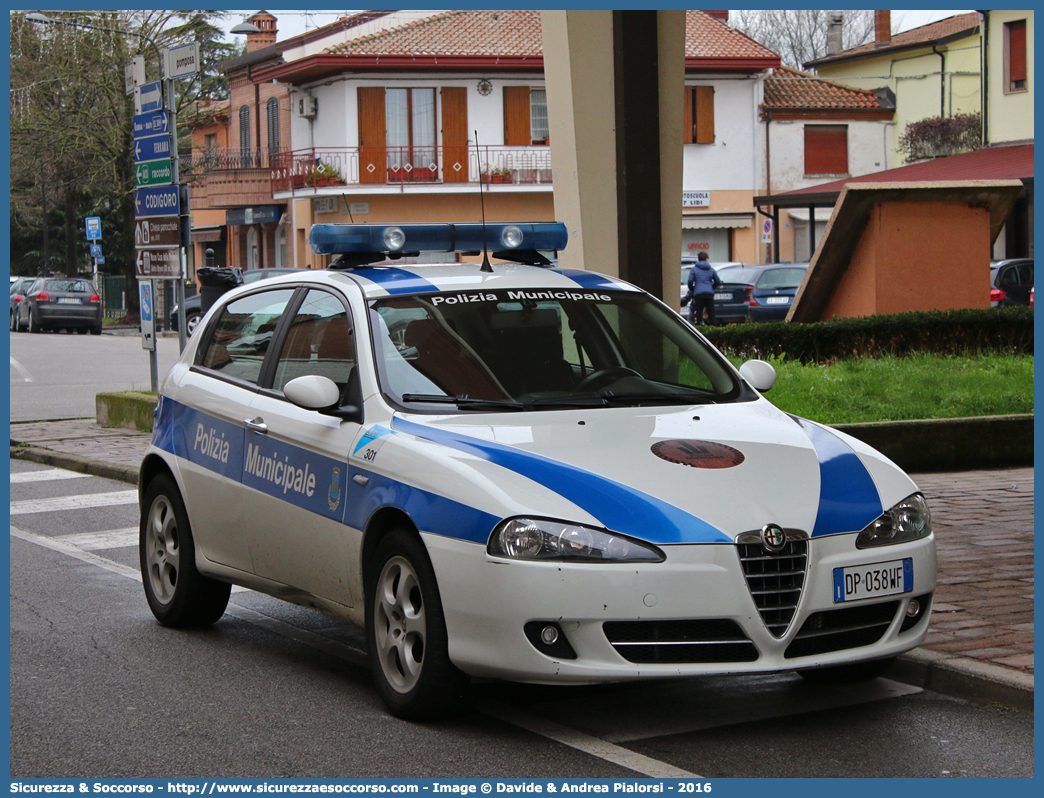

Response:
(599, 391), (718, 406)
(400, 393), (527, 411)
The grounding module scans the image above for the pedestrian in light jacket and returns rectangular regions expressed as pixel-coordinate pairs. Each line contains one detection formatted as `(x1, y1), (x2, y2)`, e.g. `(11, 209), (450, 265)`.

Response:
(683, 252), (721, 325)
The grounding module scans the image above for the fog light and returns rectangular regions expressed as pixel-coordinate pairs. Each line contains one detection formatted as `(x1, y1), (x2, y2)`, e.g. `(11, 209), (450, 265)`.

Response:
(540, 625), (559, 645)
(523, 621), (577, 659)
(906, 599), (921, 618)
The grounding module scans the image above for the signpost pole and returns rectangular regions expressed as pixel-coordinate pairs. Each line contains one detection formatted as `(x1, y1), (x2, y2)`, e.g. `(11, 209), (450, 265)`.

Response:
(165, 72), (187, 353)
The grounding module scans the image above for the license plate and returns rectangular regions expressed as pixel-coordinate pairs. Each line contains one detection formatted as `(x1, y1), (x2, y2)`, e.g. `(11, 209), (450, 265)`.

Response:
(833, 558), (913, 602)
(713, 293), (731, 301)
(57, 297), (81, 305)
(765, 296), (790, 305)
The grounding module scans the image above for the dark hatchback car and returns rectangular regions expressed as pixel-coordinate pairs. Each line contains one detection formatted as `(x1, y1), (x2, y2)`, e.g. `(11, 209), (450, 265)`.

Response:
(14, 277), (103, 334)
(711, 265), (764, 325)
(990, 258), (1033, 307)
(171, 267), (298, 335)
(747, 263), (810, 323)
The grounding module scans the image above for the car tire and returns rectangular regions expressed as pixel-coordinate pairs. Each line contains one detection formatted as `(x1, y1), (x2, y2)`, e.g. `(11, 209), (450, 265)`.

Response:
(90, 323), (102, 336)
(140, 473), (231, 628)
(185, 312), (202, 337)
(797, 656), (897, 685)
(28, 313), (41, 334)
(366, 528), (472, 719)
(10, 311), (18, 332)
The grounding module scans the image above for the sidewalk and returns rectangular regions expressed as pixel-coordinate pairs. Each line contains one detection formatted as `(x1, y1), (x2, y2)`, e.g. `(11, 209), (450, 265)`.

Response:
(10, 418), (1034, 709)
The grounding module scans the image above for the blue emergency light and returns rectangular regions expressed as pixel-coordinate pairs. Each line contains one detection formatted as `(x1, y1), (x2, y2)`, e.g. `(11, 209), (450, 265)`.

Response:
(309, 222), (569, 257)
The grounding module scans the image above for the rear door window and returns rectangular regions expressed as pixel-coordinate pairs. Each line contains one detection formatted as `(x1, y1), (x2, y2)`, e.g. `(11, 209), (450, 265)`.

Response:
(198, 289), (296, 385)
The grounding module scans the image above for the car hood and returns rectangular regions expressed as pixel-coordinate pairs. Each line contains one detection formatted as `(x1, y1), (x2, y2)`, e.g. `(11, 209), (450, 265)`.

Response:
(391, 399), (909, 545)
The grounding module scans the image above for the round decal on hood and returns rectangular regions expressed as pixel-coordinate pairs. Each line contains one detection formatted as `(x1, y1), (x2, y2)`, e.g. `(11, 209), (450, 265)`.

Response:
(651, 439), (745, 469)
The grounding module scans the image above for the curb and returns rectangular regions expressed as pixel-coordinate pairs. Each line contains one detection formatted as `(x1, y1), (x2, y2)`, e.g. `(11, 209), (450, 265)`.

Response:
(10, 445), (139, 486)
(892, 648), (1034, 712)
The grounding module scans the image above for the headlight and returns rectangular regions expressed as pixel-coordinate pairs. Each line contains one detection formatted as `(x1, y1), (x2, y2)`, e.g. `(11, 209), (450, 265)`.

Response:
(488, 517), (665, 563)
(856, 493), (932, 549)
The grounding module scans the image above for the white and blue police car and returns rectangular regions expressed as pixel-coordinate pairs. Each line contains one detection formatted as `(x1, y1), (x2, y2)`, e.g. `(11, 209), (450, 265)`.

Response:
(139, 221), (936, 719)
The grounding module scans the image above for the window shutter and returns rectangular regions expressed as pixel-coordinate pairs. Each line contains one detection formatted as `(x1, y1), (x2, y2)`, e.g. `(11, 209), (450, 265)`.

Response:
(358, 87), (386, 185)
(1009, 20), (1027, 84)
(694, 86), (714, 144)
(804, 125), (848, 175)
(504, 86), (531, 146)
(683, 87), (694, 144)
(441, 87), (469, 183)
(266, 97), (280, 155)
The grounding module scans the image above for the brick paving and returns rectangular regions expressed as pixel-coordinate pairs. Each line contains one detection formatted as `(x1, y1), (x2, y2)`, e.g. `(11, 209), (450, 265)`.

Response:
(9, 421), (1034, 677)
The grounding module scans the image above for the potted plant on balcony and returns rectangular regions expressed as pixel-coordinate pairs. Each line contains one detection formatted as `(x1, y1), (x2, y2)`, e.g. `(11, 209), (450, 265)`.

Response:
(293, 160), (347, 188)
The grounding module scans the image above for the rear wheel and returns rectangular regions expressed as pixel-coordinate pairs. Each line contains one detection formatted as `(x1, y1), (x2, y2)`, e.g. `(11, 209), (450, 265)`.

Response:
(10, 311), (17, 332)
(185, 312), (202, 337)
(366, 528), (471, 719)
(140, 473), (230, 627)
(28, 312), (41, 334)
(90, 322), (102, 336)
(797, 657), (897, 684)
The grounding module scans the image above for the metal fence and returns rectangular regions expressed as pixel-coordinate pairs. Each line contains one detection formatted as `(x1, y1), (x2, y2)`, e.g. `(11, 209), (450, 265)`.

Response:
(98, 275), (127, 319)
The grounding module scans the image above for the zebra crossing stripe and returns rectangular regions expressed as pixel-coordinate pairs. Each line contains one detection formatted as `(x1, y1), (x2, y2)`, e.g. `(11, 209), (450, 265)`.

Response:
(9, 490), (139, 515)
(10, 468), (93, 484)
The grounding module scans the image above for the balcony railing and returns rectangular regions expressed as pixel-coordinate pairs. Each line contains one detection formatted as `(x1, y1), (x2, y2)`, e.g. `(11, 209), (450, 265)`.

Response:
(182, 148), (280, 177)
(269, 146), (553, 192)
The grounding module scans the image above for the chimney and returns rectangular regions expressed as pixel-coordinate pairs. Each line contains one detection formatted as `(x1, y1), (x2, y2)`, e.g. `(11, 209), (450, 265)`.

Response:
(827, 13), (844, 55)
(245, 11), (278, 52)
(875, 10), (891, 46)
(705, 11), (729, 23)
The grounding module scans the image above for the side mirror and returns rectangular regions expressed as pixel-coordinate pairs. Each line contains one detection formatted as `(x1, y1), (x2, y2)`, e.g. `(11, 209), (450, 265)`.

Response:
(739, 359), (776, 393)
(283, 375), (341, 410)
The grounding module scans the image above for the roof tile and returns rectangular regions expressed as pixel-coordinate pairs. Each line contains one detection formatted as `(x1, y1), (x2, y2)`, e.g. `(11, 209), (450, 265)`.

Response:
(808, 13), (979, 66)
(763, 66), (885, 111)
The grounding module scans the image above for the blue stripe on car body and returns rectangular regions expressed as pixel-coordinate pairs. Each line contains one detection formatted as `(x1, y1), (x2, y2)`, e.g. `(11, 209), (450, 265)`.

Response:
(350, 267), (440, 295)
(790, 416), (883, 536)
(391, 417), (730, 545)
(552, 269), (629, 292)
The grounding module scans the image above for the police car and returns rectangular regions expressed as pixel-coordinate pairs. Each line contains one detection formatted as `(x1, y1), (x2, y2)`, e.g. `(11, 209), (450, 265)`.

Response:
(139, 222), (936, 719)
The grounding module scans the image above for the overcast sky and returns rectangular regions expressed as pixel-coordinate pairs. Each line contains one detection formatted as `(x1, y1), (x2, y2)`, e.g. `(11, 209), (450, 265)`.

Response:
(220, 9), (976, 43)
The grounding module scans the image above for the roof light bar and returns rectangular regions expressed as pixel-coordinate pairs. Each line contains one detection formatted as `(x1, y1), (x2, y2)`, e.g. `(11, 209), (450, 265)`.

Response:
(310, 222), (568, 256)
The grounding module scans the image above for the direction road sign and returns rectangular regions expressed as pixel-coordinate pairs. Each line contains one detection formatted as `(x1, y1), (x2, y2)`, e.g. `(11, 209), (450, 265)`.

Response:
(140, 81), (163, 113)
(133, 110), (169, 139)
(135, 248), (181, 279)
(85, 217), (102, 240)
(134, 217), (180, 248)
(134, 134), (172, 163)
(135, 185), (180, 218)
(136, 159), (173, 188)
(165, 42), (200, 79)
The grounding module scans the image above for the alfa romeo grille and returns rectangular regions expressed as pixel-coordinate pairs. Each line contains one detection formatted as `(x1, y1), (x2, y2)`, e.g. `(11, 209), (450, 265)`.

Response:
(736, 530), (808, 637)
(785, 600), (899, 659)
(603, 619), (759, 664)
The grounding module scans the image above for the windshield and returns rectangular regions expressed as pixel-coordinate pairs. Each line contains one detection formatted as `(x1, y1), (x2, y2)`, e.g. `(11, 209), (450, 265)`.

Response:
(369, 289), (743, 411)
(715, 267), (760, 285)
(756, 268), (807, 290)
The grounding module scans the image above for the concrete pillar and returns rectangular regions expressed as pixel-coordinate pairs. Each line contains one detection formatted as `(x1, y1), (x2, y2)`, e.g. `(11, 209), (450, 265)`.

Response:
(541, 10), (684, 306)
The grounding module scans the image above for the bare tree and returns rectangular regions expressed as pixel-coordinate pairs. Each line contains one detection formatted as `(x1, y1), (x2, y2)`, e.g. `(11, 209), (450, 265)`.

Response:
(731, 10), (880, 70)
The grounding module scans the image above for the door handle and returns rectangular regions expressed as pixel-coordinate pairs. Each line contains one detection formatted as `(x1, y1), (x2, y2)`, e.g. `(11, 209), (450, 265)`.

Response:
(243, 417), (268, 434)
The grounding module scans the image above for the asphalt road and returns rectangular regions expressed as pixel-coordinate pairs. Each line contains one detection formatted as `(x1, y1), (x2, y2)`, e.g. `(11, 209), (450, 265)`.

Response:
(9, 329), (182, 421)
(9, 459), (1035, 779)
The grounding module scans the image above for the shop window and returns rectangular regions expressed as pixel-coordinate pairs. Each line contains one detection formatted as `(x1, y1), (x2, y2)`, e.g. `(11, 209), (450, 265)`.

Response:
(804, 125), (848, 176)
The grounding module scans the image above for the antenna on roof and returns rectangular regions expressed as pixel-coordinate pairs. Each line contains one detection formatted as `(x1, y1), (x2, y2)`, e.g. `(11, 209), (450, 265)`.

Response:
(474, 130), (493, 273)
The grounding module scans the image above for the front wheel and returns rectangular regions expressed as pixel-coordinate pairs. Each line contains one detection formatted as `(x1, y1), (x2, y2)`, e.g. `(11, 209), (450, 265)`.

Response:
(366, 529), (471, 719)
(797, 656), (897, 684)
(185, 312), (202, 337)
(140, 473), (230, 627)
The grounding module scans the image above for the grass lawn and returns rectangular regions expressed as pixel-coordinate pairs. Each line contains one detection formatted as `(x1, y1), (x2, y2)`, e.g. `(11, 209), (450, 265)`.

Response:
(734, 352), (1034, 425)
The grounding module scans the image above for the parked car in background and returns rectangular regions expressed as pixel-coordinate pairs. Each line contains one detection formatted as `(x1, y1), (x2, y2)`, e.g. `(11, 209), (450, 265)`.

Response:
(9, 276), (36, 331)
(14, 276), (102, 334)
(990, 259), (1033, 307)
(711, 265), (764, 325)
(680, 260), (746, 313)
(170, 267), (299, 335)
(747, 264), (810, 323)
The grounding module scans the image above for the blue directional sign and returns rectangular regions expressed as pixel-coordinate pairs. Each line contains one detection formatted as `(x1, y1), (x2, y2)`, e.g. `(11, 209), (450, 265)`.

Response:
(90, 244), (102, 258)
(140, 80), (163, 113)
(85, 217), (102, 240)
(97, 255), (106, 265)
(134, 133), (172, 163)
(133, 110), (169, 139)
(134, 185), (180, 218)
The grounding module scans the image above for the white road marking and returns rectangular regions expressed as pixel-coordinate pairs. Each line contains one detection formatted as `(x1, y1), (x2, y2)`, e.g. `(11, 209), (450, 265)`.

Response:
(11, 468), (93, 484)
(57, 527), (139, 550)
(9, 490), (138, 515)
(10, 356), (34, 382)
(482, 702), (700, 778)
(10, 523), (694, 776)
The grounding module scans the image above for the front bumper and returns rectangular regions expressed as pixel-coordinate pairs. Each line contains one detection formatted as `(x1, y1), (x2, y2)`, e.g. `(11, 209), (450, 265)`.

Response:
(426, 531), (936, 683)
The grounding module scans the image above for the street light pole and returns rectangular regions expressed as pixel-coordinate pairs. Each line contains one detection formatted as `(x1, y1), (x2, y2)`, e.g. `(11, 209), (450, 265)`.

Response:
(26, 12), (188, 353)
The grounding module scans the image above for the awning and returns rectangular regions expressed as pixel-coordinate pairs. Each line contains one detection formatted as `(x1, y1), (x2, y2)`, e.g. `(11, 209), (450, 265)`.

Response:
(191, 226), (223, 243)
(681, 213), (753, 230)
(786, 208), (833, 223)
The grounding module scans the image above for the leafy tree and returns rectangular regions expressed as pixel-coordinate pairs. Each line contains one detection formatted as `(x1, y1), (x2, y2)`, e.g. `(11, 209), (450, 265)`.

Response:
(730, 10), (879, 70)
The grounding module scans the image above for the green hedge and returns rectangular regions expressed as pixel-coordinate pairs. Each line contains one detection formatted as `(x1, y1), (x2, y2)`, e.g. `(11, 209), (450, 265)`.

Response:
(701, 306), (1033, 363)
